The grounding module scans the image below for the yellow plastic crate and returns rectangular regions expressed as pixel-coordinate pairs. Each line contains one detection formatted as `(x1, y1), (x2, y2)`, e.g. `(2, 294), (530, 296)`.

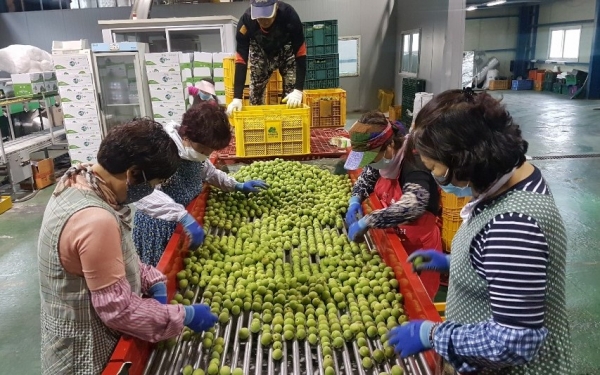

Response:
(303, 88), (347, 128)
(224, 56), (283, 96)
(440, 190), (470, 210)
(0, 196), (12, 215)
(435, 302), (446, 321)
(231, 104), (311, 158)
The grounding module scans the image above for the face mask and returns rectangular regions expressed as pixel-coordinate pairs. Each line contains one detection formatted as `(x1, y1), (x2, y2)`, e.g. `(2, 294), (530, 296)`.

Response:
(182, 146), (208, 162)
(199, 92), (212, 101)
(432, 169), (472, 197)
(123, 171), (155, 204)
(440, 183), (472, 197)
(369, 147), (394, 170)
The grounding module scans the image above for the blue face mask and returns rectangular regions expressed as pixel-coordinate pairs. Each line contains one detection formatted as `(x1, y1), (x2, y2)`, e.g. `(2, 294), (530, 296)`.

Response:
(199, 91), (212, 101)
(123, 171), (155, 204)
(370, 156), (392, 170)
(432, 169), (472, 197)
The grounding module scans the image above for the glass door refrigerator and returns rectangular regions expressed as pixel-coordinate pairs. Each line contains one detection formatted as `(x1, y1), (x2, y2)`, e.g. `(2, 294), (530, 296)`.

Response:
(90, 42), (152, 136)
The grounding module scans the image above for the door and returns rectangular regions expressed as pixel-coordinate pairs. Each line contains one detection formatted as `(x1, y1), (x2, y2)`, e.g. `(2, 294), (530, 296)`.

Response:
(93, 52), (145, 136)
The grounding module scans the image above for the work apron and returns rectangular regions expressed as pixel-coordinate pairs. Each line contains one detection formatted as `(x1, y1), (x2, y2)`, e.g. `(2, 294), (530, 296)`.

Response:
(373, 168), (442, 299)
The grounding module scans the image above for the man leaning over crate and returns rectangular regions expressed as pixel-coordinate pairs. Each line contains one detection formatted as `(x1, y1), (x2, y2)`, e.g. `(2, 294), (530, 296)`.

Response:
(226, 0), (307, 115)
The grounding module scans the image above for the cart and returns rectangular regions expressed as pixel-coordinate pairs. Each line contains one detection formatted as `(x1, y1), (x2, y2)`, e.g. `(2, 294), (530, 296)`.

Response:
(102, 154), (443, 375)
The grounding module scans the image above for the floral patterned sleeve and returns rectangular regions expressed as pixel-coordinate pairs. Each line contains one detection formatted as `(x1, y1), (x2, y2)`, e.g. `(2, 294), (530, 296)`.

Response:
(351, 166), (381, 200)
(363, 183), (430, 228)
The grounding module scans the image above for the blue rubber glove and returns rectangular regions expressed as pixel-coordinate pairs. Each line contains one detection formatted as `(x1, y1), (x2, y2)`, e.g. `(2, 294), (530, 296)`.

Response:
(183, 304), (218, 333)
(345, 196), (364, 226)
(179, 213), (205, 249)
(148, 282), (167, 304)
(348, 217), (368, 242)
(407, 249), (451, 272)
(235, 180), (269, 194)
(388, 320), (436, 358)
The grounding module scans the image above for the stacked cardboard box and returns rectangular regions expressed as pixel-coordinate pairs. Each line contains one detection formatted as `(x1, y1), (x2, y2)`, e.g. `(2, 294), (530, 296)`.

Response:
(212, 53), (229, 104)
(145, 52), (186, 125)
(53, 51), (102, 165)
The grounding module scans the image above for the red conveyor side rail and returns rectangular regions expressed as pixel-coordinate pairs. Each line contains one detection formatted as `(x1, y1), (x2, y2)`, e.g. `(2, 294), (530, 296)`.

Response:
(103, 159), (441, 375)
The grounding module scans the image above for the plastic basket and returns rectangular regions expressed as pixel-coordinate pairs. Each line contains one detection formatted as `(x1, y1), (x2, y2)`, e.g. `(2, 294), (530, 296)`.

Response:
(225, 87), (267, 107)
(230, 104), (311, 158)
(488, 80), (510, 91)
(0, 196), (12, 215)
(440, 191), (470, 210)
(224, 56), (283, 95)
(305, 78), (339, 90)
(303, 20), (339, 56)
(307, 54), (339, 82)
(511, 79), (533, 91)
(441, 210), (462, 252)
(303, 88), (346, 128)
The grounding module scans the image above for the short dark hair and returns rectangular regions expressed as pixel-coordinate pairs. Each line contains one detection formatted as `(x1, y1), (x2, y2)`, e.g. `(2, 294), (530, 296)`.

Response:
(97, 118), (180, 183)
(178, 103), (232, 150)
(413, 90), (528, 192)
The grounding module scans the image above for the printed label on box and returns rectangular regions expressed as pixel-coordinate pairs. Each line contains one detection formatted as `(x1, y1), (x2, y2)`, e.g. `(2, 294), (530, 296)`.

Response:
(147, 71), (182, 85)
(193, 67), (212, 78)
(152, 103), (186, 120)
(60, 89), (96, 104)
(62, 103), (98, 119)
(56, 71), (94, 87)
(145, 53), (180, 67)
(69, 149), (98, 164)
(53, 54), (91, 70)
(149, 85), (185, 103)
(64, 118), (102, 134)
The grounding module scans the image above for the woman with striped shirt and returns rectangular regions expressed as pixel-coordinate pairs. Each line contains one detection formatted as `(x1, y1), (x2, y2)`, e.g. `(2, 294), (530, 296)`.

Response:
(387, 89), (572, 374)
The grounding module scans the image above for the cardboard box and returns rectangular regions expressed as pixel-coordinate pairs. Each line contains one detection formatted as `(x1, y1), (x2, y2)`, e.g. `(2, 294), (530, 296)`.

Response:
(152, 102), (186, 120)
(212, 52), (230, 68)
(56, 70), (94, 88)
(11, 73), (45, 96)
(0, 80), (14, 98)
(20, 174), (56, 191)
(147, 71), (182, 85)
(59, 89), (96, 104)
(180, 52), (193, 80)
(43, 71), (57, 82)
(145, 52), (180, 68)
(67, 133), (103, 151)
(20, 158), (57, 190)
(53, 54), (91, 71)
(62, 102), (98, 119)
(149, 85), (185, 103)
(64, 118), (102, 135)
(193, 52), (212, 68)
(49, 106), (64, 127)
(45, 81), (59, 93)
(69, 149), (98, 165)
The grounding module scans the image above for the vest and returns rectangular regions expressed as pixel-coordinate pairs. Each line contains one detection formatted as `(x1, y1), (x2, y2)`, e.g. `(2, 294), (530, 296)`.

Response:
(38, 188), (141, 374)
(446, 190), (572, 374)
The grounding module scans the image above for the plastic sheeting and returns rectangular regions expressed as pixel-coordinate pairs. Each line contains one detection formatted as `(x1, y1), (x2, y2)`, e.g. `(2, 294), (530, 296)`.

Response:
(0, 45), (53, 74)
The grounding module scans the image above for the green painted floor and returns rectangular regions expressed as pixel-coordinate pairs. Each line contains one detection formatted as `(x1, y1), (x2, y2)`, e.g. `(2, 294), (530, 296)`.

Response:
(1, 91), (600, 374)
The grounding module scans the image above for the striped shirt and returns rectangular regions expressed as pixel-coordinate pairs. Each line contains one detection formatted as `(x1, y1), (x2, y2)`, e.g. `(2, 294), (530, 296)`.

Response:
(470, 166), (549, 329)
(433, 166), (552, 371)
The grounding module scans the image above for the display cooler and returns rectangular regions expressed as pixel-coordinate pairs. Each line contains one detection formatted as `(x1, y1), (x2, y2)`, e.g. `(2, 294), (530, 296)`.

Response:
(102, 154), (444, 375)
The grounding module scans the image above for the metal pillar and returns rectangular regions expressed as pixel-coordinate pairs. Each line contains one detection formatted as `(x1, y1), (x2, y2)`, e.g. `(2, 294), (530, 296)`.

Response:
(587, 0), (600, 99)
(514, 5), (539, 79)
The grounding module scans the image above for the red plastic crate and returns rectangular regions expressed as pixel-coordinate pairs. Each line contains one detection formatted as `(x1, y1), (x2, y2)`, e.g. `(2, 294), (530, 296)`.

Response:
(104, 156), (442, 375)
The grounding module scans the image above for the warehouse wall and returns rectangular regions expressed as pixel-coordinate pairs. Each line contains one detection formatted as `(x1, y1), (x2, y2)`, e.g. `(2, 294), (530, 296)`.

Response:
(0, 0), (398, 111)
(464, 7), (519, 79)
(534, 0), (595, 72)
(394, 0), (466, 100)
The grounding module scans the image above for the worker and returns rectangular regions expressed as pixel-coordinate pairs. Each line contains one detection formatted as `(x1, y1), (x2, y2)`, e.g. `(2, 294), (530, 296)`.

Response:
(188, 78), (219, 107)
(226, 0), (306, 115)
(344, 111), (442, 299)
(388, 88), (571, 374)
(38, 119), (217, 375)
(133, 103), (268, 266)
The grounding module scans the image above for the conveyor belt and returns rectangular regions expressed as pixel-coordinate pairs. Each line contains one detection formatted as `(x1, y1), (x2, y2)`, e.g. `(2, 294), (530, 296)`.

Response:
(0, 127), (66, 163)
(143, 225), (434, 375)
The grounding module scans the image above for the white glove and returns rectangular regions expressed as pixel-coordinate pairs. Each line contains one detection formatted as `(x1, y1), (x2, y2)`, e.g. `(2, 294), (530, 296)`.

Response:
(283, 89), (303, 108)
(226, 98), (243, 116)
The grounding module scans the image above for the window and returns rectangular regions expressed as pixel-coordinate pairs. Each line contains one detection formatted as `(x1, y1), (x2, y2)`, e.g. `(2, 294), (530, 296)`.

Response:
(338, 37), (360, 77)
(549, 27), (581, 60)
(401, 30), (420, 75)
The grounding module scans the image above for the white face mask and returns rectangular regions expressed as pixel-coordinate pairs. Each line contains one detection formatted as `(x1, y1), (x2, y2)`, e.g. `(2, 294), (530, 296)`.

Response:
(182, 146), (208, 162)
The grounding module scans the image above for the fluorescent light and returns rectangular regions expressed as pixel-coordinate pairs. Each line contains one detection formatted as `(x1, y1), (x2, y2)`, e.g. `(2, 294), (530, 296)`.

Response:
(466, 5), (477, 11)
(487, 0), (507, 6)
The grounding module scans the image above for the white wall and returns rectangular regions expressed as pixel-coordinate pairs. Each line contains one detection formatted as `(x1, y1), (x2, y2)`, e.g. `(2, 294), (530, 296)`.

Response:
(534, 0), (595, 72)
(395, 0), (466, 99)
(465, 7), (519, 78)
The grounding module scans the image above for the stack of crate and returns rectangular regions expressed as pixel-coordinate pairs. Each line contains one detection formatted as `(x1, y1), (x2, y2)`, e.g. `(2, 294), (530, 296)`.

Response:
(301, 20), (346, 128)
(303, 20), (339, 90)
(401, 77), (426, 126)
(440, 191), (470, 252)
(542, 71), (557, 92)
(528, 69), (545, 91)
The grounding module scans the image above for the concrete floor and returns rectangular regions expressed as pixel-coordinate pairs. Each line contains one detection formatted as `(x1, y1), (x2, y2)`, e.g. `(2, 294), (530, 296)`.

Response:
(1, 91), (599, 374)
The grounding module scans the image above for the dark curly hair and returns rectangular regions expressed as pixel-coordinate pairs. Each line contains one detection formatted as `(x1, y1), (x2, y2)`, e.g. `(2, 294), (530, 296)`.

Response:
(412, 90), (528, 192)
(97, 118), (180, 183)
(179, 103), (232, 150)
